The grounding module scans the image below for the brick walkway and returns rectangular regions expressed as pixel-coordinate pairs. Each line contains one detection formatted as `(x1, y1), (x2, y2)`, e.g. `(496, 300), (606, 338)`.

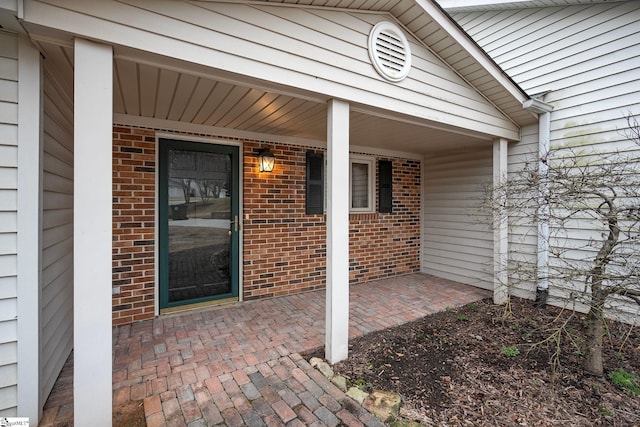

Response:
(41, 273), (490, 426)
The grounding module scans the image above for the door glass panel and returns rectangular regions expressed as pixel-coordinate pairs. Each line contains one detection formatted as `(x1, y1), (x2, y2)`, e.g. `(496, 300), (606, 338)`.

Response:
(167, 148), (232, 303)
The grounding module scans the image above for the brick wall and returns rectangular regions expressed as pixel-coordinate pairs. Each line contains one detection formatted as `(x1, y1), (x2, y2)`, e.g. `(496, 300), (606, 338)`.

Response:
(111, 125), (421, 322)
(243, 142), (422, 299)
(243, 142), (327, 299)
(112, 126), (156, 325)
(348, 158), (421, 284)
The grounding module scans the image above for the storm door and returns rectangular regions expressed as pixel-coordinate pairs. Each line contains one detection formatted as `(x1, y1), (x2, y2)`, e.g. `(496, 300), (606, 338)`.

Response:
(159, 139), (240, 310)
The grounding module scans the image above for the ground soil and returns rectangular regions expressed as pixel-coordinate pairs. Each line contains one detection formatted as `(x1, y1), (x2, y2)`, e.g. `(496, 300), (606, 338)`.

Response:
(323, 298), (640, 426)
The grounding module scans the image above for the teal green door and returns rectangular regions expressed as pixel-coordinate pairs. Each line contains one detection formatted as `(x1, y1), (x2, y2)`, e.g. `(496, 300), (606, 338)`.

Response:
(159, 139), (240, 310)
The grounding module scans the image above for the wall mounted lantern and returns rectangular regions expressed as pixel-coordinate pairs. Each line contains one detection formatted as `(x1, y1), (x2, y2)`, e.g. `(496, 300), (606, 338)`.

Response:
(258, 148), (276, 173)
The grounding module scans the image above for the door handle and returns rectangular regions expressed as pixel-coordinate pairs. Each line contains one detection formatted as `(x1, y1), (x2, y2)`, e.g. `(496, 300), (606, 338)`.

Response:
(231, 215), (240, 232)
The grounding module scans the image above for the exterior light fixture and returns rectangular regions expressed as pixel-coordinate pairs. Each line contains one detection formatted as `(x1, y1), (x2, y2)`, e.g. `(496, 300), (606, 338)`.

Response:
(258, 148), (275, 173)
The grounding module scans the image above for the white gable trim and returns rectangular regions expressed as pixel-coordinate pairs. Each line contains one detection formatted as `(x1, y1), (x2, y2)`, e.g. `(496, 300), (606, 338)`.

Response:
(417, 0), (530, 107)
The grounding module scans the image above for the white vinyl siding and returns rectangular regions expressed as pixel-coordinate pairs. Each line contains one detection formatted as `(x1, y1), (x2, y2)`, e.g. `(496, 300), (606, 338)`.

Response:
(450, 2), (640, 317)
(0, 30), (18, 417)
(40, 50), (74, 405)
(25, 0), (519, 141)
(452, 2), (640, 149)
(506, 125), (539, 300)
(422, 145), (494, 290)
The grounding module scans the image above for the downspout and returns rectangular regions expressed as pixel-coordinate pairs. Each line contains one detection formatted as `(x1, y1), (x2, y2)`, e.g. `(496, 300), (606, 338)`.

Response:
(522, 97), (554, 308)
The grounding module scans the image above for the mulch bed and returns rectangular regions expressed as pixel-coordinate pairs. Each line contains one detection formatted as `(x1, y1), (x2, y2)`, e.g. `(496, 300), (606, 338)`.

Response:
(322, 298), (640, 426)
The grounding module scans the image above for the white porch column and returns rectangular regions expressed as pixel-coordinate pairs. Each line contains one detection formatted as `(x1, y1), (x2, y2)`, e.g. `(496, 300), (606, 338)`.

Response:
(325, 99), (350, 364)
(74, 38), (113, 426)
(493, 138), (509, 305)
(17, 34), (42, 423)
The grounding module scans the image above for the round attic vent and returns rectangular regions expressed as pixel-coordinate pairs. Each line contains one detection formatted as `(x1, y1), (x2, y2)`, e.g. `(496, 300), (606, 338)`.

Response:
(368, 21), (412, 82)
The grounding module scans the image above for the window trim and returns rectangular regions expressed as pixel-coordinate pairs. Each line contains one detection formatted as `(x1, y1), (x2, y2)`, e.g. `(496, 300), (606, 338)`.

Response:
(349, 156), (375, 213)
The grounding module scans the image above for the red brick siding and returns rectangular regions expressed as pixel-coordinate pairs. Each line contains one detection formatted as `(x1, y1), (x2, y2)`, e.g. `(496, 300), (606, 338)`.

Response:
(243, 142), (327, 299)
(112, 126), (156, 325)
(111, 125), (421, 322)
(243, 143), (421, 298)
(349, 158), (421, 284)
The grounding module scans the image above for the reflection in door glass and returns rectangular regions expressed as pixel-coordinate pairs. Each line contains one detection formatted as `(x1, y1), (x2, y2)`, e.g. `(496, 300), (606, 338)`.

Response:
(167, 149), (232, 303)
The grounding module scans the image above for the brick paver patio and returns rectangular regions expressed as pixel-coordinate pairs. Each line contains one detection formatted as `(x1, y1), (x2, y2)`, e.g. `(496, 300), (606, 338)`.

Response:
(41, 273), (490, 426)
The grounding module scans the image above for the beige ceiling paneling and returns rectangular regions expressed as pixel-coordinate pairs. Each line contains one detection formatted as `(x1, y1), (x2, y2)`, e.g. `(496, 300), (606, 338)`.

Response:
(112, 53), (494, 151)
(191, 81), (234, 124)
(39, 42), (74, 103)
(179, 78), (217, 123)
(270, 102), (327, 138)
(167, 74), (200, 122)
(115, 58), (140, 115)
(138, 63), (159, 118)
(230, 92), (287, 130)
(250, 97), (313, 134)
(203, 86), (251, 127)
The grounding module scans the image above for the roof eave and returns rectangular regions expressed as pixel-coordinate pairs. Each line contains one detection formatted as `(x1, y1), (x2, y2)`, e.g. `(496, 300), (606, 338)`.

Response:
(418, 0), (531, 104)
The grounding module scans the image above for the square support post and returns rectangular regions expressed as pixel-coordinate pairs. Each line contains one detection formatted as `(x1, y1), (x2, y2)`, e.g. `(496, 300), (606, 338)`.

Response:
(73, 38), (113, 426)
(493, 138), (509, 305)
(325, 99), (350, 364)
(17, 33), (42, 423)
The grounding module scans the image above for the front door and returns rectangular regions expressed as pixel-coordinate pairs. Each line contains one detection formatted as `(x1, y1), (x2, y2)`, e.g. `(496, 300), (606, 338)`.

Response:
(159, 139), (240, 310)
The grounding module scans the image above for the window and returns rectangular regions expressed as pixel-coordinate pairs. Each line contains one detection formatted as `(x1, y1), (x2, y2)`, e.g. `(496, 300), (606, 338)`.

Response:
(350, 157), (375, 213)
(306, 153), (391, 214)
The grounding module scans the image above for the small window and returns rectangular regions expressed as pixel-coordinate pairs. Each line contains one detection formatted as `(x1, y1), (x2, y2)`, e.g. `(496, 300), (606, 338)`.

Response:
(350, 157), (375, 213)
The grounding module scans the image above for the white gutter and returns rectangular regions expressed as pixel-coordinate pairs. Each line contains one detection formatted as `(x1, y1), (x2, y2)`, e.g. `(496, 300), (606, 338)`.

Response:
(523, 97), (554, 306)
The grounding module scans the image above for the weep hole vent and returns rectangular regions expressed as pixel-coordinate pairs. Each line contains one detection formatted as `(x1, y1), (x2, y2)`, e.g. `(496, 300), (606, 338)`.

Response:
(368, 21), (412, 82)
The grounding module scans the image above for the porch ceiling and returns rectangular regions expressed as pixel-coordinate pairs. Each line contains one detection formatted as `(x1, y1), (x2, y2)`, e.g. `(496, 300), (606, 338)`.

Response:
(110, 50), (498, 152)
(38, 39), (492, 154)
(28, 0), (535, 154)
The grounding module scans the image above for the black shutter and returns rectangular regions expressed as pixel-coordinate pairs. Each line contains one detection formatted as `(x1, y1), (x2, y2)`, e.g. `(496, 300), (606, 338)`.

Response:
(378, 160), (392, 213)
(306, 151), (324, 214)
